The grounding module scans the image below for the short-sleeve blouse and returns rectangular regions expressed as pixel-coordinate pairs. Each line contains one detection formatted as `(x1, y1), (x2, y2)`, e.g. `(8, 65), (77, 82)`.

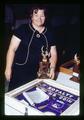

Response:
(13, 23), (56, 71)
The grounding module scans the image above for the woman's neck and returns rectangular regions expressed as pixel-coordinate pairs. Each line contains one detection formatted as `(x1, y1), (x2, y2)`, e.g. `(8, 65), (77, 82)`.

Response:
(32, 23), (45, 33)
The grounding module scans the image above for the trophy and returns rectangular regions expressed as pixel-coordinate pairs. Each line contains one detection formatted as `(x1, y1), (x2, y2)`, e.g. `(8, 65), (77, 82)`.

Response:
(37, 46), (50, 79)
(70, 53), (80, 83)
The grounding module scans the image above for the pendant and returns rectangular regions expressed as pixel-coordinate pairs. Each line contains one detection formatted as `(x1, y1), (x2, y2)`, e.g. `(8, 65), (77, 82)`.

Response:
(36, 34), (40, 38)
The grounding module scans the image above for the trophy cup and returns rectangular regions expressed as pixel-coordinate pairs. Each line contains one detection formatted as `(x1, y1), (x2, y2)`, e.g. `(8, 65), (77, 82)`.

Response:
(70, 53), (80, 83)
(37, 46), (50, 79)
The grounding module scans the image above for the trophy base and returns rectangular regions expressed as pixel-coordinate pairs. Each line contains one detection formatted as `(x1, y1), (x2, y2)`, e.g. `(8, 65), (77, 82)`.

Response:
(37, 72), (50, 79)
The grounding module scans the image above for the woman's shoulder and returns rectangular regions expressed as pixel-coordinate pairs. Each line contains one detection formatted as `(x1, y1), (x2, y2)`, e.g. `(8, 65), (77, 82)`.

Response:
(13, 24), (29, 40)
(13, 23), (31, 34)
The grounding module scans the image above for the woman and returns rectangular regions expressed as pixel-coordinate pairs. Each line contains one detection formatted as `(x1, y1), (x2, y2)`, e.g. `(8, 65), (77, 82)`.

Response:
(5, 5), (57, 91)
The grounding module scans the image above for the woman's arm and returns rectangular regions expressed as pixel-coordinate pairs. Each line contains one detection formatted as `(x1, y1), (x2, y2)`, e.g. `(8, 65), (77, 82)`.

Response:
(49, 46), (57, 79)
(5, 35), (21, 81)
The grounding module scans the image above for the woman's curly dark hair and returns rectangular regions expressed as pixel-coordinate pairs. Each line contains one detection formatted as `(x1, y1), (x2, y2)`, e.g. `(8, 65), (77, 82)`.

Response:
(29, 4), (47, 17)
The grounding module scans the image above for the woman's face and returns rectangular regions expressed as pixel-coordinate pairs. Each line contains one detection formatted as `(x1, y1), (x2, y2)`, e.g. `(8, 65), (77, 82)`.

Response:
(31, 9), (46, 27)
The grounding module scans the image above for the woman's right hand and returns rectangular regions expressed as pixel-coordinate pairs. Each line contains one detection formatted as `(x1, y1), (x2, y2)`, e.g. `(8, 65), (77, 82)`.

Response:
(5, 68), (12, 81)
